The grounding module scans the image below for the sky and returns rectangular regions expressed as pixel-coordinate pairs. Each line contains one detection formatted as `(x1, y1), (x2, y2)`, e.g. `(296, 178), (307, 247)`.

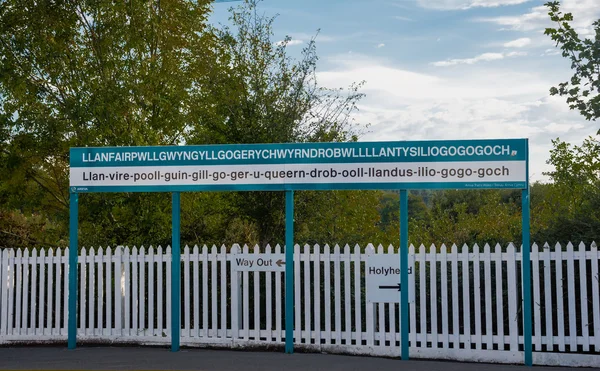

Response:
(210, 0), (600, 182)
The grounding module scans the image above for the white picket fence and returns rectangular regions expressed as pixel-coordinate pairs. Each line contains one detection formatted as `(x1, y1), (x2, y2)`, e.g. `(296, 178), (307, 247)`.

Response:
(0, 242), (599, 367)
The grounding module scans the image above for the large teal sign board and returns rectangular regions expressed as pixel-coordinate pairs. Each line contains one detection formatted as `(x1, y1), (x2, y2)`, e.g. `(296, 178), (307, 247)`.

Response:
(68, 138), (532, 366)
(70, 139), (527, 192)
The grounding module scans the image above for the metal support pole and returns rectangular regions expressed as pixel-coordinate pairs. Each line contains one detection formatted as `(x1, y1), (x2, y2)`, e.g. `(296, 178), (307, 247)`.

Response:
(171, 192), (181, 352)
(285, 190), (294, 354)
(400, 190), (409, 360)
(68, 192), (79, 349)
(522, 189), (532, 365)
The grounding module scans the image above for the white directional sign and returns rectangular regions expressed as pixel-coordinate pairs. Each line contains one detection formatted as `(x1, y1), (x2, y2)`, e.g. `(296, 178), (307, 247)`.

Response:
(232, 254), (286, 272)
(366, 255), (413, 303)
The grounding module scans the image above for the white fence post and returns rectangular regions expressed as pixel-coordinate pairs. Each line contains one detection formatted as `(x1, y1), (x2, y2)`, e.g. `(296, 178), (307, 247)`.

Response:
(333, 244), (342, 345)
(275, 244), (283, 343)
(378, 245), (387, 348)
(220, 244), (227, 339)
(343, 244), (352, 346)
(55, 247), (63, 336)
(506, 243), (518, 352)
(97, 247), (103, 336)
(440, 244), (449, 349)
(8, 249), (15, 336)
(139, 246), (146, 338)
(0, 249), (7, 337)
(429, 243), (438, 350)
(555, 242), (565, 352)
(483, 243), (493, 350)
(461, 244), (472, 350)
(106, 247), (112, 337)
(450, 244), (459, 350)
(364, 244), (374, 347)
(88, 247), (95, 336)
(542, 242), (553, 351)
(22, 248), (30, 334)
(304, 244), (312, 346)
(230, 244), (239, 343)
(46, 248), (54, 337)
(156, 246), (163, 337)
(193, 244), (200, 339)
(183, 245), (190, 339)
(251, 244), (259, 341)
(566, 242), (577, 352)
(591, 241), (599, 352)
(352, 244), (361, 347)
(578, 242), (589, 352)
(419, 244), (426, 348)
(532, 243), (541, 351)
(295, 243), (302, 344)
(15, 248), (22, 337)
(241, 244), (247, 341)
(494, 243), (504, 350)
(115, 246), (123, 337)
(147, 246), (154, 338)
(473, 243), (481, 350)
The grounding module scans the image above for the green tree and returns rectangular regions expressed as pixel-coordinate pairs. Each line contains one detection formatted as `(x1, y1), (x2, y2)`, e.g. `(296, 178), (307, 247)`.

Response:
(539, 132), (600, 243)
(544, 1), (600, 120)
(409, 189), (524, 247)
(295, 190), (384, 247)
(0, 0), (368, 249)
(186, 0), (366, 246)
(542, 1), (599, 242)
(194, 1), (364, 146)
(0, 0), (222, 248)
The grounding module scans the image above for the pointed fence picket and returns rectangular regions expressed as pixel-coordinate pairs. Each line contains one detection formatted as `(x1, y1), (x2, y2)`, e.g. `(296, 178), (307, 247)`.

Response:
(592, 242), (600, 353)
(0, 243), (598, 367)
(485, 244), (494, 349)
(578, 242), (589, 352)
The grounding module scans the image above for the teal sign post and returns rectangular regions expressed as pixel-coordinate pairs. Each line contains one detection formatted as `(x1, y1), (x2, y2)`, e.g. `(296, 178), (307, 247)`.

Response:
(68, 139), (531, 364)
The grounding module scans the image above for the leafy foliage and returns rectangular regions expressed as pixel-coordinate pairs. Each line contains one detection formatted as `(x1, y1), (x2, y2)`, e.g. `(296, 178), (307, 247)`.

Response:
(0, 0), (219, 247)
(191, 1), (365, 146)
(182, 0), (367, 246)
(544, 1), (600, 120)
(538, 132), (600, 244)
(0, 0), (368, 249)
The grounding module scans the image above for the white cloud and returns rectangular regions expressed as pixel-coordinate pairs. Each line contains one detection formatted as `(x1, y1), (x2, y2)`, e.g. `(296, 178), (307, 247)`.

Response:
(542, 48), (560, 56)
(417, 0), (532, 10)
(289, 32), (337, 43)
(478, 0), (600, 36)
(394, 15), (413, 21)
(320, 53), (545, 100)
(431, 51), (526, 67)
(275, 39), (304, 47)
(316, 54), (595, 181)
(477, 5), (547, 31)
(503, 37), (531, 48)
(377, 43), (386, 48)
(545, 122), (585, 134)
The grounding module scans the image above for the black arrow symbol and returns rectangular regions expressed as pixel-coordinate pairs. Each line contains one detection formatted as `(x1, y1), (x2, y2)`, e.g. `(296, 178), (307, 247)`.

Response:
(276, 259), (285, 267)
(379, 283), (401, 291)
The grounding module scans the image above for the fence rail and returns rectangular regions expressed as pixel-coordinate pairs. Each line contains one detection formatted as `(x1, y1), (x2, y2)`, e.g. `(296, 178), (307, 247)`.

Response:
(0, 242), (599, 367)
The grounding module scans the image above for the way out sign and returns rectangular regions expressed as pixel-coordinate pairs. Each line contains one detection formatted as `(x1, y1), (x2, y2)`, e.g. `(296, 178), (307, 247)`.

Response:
(232, 254), (286, 272)
(366, 254), (413, 303)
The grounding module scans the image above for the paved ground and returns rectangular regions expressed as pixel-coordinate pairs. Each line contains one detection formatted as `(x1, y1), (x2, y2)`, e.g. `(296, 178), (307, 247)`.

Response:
(0, 347), (598, 371)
